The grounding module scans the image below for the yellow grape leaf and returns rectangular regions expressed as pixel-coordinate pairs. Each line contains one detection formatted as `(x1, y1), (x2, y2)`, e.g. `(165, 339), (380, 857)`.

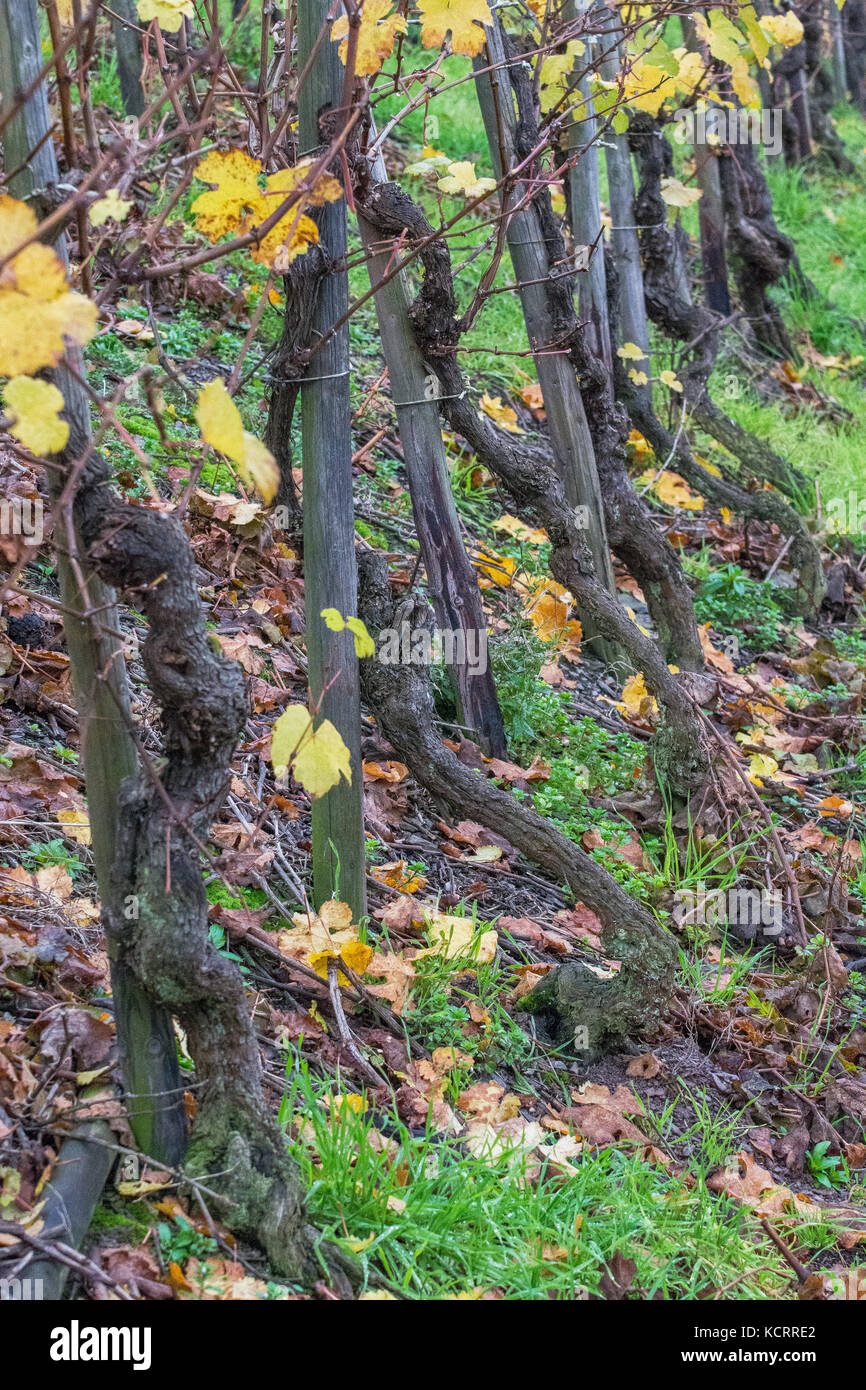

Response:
(693, 10), (744, 65)
(196, 379), (278, 502)
(371, 860), (427, 892)
(192, 149), (265, 241)
(326, 1093), (368, 1116)
(89, 188), (132, 227)
(660, 177), (702, 208)
(616, 342), (647, 361)
(0, 197), (97, 377)
(479, 393), (524, 433)
(308, 937), (374, 981)
(740, 5), (770, 65)
(623, 59), (678, 115)
(320, 608), (375, 658)
(56, 807), (91, 845)
(417, 0), (493, 57)
(731, 56), (761, 108)
(748, 752), (779, 786)
(616, 671), (658, 721)
(257, 164), (342, 269)
(471, 546), (517, 587)
(437, 160), (496, 199)
(281, 900), (372, 984)
(538, 41), (585, 112)
(270, 704), (352, 799)
(3, 376), (69, 454)
(332, 0), (408, 74)
(627, 429), (651, 456)
(192, 152), (340, 269)
(415, 911), (498, 964)
(640, 469), (704, 512)
(658, 369), (683, 393)
(760, 12), (805, 46)
(655, 471), (703, 511)
(136, 0), (193, 31)
(493, 514), (548, 545)
(675, 49), (708, 95)
(628, 369), (649, 386)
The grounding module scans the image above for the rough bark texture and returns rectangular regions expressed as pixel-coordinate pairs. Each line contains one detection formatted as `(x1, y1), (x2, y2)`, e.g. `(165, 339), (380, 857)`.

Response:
(354, 175), (710, 796)
(485, 33), (704, 672)
(800, 0), (855, 171)
(716, 136), (797, 359)
(64, 428), (321, 1281)
(266, 246), (330, 524)
(844, 0), (866, 113)
(357, 552), (677, 1054)
(626, 113), (825, 616)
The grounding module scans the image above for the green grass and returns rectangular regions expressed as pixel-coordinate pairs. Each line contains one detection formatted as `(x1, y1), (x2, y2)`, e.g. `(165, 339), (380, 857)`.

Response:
(280, 1063), (832, 1300)
(712, 106), (866, 508)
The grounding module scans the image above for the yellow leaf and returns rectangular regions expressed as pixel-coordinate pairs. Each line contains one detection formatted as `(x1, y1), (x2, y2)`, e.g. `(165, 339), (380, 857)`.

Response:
(538, 41), (586, 112)
(628, 369), (649, 386)
(319, 608), (375, 658)
(493, 514), (548, 545)
(660, 177), (702, 208)
(239, 431), (279, 503)
(282, 900), (372, 985)
(731, 56), (761, 109)
(417, 0), (493, 57)
(0, 197), (97, 377)
(332, 0), (408, 75)
(197, 376), (244, 459)
(309, 937), (374, 981)
(192, 149), (265, 242)
(624, 58), (678, 115)
(760, 12), (805, 47)
(437, 160), (496, 200)
(640, 469), (704, 512)
(479, 393), (523, 432)
(192, 152), (339, 269)
(617, 342), (647, 362)
(658, 369), (683, 392)
(818, 794), (854, 818)
(525, 585), (572, 643)
(3, 376), (69, 454)
(196, 379), (278, 502)
(616, 671), (658, 721)
(270, 704), (352, 799)
(136, 0), (193, 31)
(748, 752), (779, 786)
(694, 453), (722, 478)
(327, 1092), (367, 1115)
(471, 546), (517, 587)
(415, 911), (498, 963)
(89, 188), (132, 227)
(56, 807), (91, 846)
(371, 860), (427, 893)
(693, 10), (744, 65)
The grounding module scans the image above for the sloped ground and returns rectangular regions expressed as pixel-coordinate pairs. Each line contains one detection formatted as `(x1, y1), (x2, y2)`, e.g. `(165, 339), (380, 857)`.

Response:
(2, 96), (866, 1302)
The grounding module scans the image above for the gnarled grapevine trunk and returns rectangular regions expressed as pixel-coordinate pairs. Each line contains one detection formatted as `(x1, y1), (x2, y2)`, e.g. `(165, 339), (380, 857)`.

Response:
(63, 419), (321, 1281)
(354, 175), (709, 795)
(357, 552), (678, 1055)
(472, 21), (704, 671)
(626, 113), (825, 617)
